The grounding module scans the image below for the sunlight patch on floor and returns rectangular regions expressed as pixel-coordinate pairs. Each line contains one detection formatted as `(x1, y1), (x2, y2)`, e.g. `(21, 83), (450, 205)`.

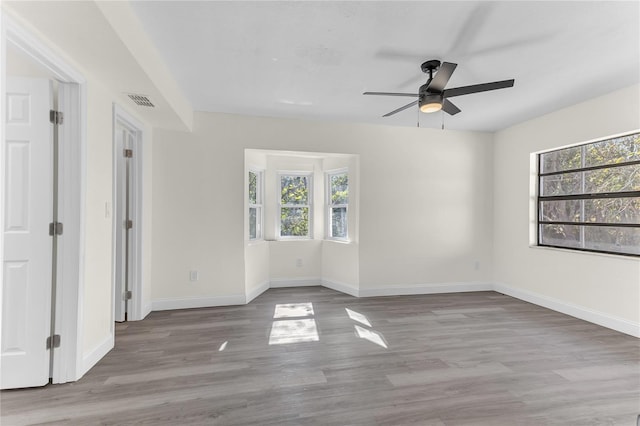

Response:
(274, 302), (314, 318)
(354, 325), (388, 349)
(269, 319), (319, 345)
(345, 308), (371, 327)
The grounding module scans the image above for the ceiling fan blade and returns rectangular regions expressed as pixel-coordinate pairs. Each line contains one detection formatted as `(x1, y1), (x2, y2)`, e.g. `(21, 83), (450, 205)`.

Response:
(363, 92), (419, 97)
(443, 79), (515, 98)
(426, 62), (458, 93)
(442, 99), (461, 116)
(449, 4), (494, 57)
(382, 100), (418, 117)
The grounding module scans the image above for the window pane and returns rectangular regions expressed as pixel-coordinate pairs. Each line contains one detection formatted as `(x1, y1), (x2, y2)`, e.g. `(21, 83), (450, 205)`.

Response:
(281, 207), (309, 237)
(540, 198), (640, 224)
(584, 198), (640, 224)
(585, 134), (640, 167)
(584, 226), (640, 255)
(249, 207), (257, 239)
(330, 173), (348, 204)
(331, 207), (347, 238)
(249, 171), (257, 204)
(541, 164), (640, 196)
(539, 200), (582, 222)
(541, 134), (640, 173)
(584, 164), (640, 193)
(540, 172), (581, 196)
(541, 146), (582, 174)
(540, 224), (582, 248)
(281, 176), (308, 205)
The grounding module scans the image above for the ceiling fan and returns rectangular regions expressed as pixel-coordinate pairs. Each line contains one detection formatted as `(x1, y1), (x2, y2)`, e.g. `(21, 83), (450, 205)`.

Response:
(364, 60), (515, 117)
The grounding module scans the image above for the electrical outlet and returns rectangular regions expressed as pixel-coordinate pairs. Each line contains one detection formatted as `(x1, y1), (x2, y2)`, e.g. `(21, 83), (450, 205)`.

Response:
(189, 270), (199, 281)
(474, 261), (480, 271)
(296, 258), (303, 267)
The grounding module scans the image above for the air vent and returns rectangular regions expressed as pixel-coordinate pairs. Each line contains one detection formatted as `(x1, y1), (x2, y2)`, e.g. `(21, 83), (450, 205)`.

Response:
(126, 94), (155, 108)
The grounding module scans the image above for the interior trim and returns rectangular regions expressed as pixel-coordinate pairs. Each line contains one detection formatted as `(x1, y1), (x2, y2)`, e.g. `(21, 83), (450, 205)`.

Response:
(359, 281), (493, 298)
(494, 282), (639, 338)
(151, 294), (247, 311)
(81, 333), (113, 377)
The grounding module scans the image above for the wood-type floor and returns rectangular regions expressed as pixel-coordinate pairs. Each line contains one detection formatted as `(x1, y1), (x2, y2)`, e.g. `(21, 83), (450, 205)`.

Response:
(2, 287), (639, 425)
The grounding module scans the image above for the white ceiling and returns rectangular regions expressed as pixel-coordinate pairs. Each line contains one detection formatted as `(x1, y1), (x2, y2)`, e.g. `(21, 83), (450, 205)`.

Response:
(129, 1), (639, 132)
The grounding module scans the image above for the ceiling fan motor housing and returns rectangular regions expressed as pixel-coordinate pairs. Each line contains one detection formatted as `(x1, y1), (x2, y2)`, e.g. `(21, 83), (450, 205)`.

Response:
(418, 83), (442, 107)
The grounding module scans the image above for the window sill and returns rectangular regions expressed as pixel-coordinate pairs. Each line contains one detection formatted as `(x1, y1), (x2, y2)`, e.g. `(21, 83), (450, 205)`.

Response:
(247, 239), (269, 246)
(324, 238), (353, 245)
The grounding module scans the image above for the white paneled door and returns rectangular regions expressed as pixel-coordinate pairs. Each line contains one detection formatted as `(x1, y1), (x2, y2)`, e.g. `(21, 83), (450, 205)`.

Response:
(2, 77), (53, 388)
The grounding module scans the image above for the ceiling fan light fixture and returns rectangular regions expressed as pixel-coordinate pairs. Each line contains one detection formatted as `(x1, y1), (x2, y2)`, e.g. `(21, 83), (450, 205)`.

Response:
(419, 94), (442, 113)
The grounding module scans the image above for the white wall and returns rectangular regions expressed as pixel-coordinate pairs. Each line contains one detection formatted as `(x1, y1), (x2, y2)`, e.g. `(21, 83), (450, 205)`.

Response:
(322, 240), (359, 292)
(82, 80), (115, 355)
(357, 127), (494, 290)
(493, 84), (640, 333)
(152, 112), (494, 304)
(151, 126), (246, 303)
(269, 241), (323, 283)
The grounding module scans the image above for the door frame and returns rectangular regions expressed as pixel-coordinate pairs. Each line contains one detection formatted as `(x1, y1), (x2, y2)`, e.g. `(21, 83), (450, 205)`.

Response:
(0, 12), (87, 383)
(112, 104), (145, 321)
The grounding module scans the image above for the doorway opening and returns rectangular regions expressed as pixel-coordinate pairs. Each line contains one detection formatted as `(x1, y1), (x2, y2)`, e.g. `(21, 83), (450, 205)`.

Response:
(112, 105), (145, 322)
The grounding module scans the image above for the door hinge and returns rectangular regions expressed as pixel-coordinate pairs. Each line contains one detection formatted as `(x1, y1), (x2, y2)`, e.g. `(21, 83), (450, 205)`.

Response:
(49, 110), (63, 125)
(46, 334), (61, 349)
(124, 291), (132, 300)
(124, 149), (133, 158)
(125, 220), (133, 230)
(49, 222), (63, 236)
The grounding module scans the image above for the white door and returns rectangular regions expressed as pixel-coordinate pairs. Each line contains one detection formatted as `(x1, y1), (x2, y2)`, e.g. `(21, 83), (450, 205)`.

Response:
(2, 77), (53, 388)
(114, 124), (135, 322)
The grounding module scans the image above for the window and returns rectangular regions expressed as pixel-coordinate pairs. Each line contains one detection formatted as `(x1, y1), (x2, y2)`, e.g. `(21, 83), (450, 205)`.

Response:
(327, 170), (348, 240)
(537, 132), (640, 256)
(248, 170), (263, 240)
(279, 173), (312, 238)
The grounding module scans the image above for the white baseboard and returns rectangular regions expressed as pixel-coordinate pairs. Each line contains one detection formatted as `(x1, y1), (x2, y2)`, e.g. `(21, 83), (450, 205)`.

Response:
(151, 294), (246, 311)
(321, 279), (359, 297)
(270, 277), (322, 288)
(494, 282), (640, 338)
(142, 302), (152, 320)
(246, 280), (270, 303)
(80, 333), (114, 378)
(359, 281), (493, 298)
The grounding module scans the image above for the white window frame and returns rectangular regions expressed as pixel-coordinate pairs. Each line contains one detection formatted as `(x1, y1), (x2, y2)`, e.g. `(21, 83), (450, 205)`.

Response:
(326, 168), (349, 241)
(248, 169), (264, 240)
(278, 171), (313, 239)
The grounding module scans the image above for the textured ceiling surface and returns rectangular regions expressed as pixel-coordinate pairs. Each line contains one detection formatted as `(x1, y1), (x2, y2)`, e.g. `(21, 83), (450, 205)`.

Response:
(131, 1), (640, 132)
